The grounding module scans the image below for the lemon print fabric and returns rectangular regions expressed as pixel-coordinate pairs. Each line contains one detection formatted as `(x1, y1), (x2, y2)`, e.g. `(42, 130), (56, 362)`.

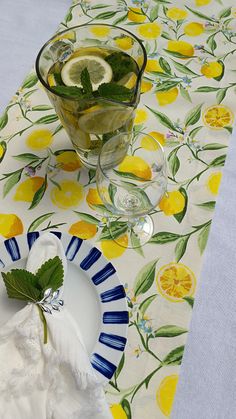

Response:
(55, 150), (81, 171)
(51, 180), (84, 209)
(156, 87), (178, 106)
(141, 131), (165, 149)
(203, 105), (234, 129)
(159, 191), (185, 216)
(26, 129), (53, 150)
(69, 220), (97, 239)
(156, 375), (179, 416)
(110, 404), (127, 419)
(100, 235), (128, 259)
(118, 155), (152, 180)
(145, 59), (164, 73)
(156, 263), (196, 302)
(86, 187), (103, 208)
(207, 172), (222, 195)
(137, 22), (162, 39)
(134, 108), (148, 124)
(0, 214), (23, 238)
(167, 40), (194, 57)
(166, 7), (188, 20)
(184, 22), (204, 36)
(89, 26), (110, 37)
(115, 37), (133, 50)
(14, 177), (45, 202)
(128, 7), (146, 23)
(201, 62), (223, 78)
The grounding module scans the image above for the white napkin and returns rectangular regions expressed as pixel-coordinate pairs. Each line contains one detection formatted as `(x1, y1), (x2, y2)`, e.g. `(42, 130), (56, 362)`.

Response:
(0, 233), (112, 419)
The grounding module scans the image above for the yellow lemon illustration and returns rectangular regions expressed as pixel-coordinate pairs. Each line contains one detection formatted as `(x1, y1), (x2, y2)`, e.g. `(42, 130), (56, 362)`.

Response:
(195, 0), (211, 5)
(101, 235), (128, 260)
(156, 87), (178, 106)
(118, 155), (152, 180)
(90, 26), (110, 37)
(0, 214), (23, 238)
(141, 131), (165, 150)
(232, 7), (236, 17)
(54, 32), (76, 42)
(115, 37), (133, 50)
(184, 22), (204, 36)
(207, 171), (222, 195)
(156, 375), (179, 416)
(110, 403), (128, 419)
(156, 263), (196, 302)
(0, 141), (6, 161)
(203, 105), (234, 129)
(134, 108), (148, 124)
(141, 80), (153, 93)
(56, 150), (81, 172)
(14, 177), (45, 202)
(128, 7), (146, 23)
(51, 180), (84, 209)
(145, 59), (164, 73)
(69, 220), (97, 239)
(167, 40), (194, 58)
(26, 129), (53, 150)
(86, 187), (104, 208)
(166, 7), (188, 20)
(201, 62), (223, 78)
(159, 190), (185, 215)
(138, 22), (162, 39)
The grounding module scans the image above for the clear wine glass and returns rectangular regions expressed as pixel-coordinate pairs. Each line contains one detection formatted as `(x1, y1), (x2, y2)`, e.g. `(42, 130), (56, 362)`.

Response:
(96, 132), (167, 248)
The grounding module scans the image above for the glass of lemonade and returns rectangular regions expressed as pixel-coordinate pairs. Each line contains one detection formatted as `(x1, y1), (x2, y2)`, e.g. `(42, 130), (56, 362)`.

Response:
(36, 24), (147, 169)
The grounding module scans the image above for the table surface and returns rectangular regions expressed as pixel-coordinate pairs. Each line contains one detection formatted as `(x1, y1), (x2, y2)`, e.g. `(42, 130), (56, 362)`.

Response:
(0, 1), (236, 418)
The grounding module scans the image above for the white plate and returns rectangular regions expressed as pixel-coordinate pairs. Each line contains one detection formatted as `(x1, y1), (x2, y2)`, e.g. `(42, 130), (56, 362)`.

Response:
(0, 231), (128, 382)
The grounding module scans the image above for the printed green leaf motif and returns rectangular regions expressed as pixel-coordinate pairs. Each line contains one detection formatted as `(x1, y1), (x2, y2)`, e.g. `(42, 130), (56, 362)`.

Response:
(180, 84), (192, 103)
(172, 60), (198, 76)
(3, 169), (23, 197)
(168, 147), (180, 177)
(174, 187), (188, 223)
(152, 325), (187, 338)
(209, 154), (226, 167)
(198, 223), (211, 254)
(2, 270), (41, 302)
(202, 143), (227, 151)
(185, 6), (216, 22)
(90, 4), (110, 9)
(65, 9), (73, 22)
(155, 81), (179, 92)
(121, 399), (132, 419)
(159, 57), (171, 74)
(139, 294), (157, 316)
(53, 124), (63, 135)
(23, 88), (38, 99)
(195, 86), (219, 93)
(114, 169), (148, 182)
(130, 231), (144, 257)
(36, 256), (64, 293)
(0, 141), (7, 162)
(175, 236), (189, 262)
(99, 221), (128, 240)
(13, 153), (39, 162)
(216, 88), (227, 104)
(0, 112), (8, 130)
(184, 103), (202, 127)
(196, 201), (215, 210)
(162, 345), (185, 366)
(218, 7), (231, 19)
(189, 126), (203, 139)
(150, 5), (159, 21)
(31, 105), (53, 111)
(183, 296), (194, 308)
(35, 114), (59, 125)
(214, 60), (225, 81)
(146, 106), (180, 132)
(28, 212), (55, 232)
(207, 34), (217, 52)
(22, 73), (38, 89)
(149, 231), (180, 244)
(161, 31), (172, 40)
(134, 259), (159, 297)
(73, 211), (100, 225)
(96, 11), (117, 19)
(113, 13), (128, 25)
(29, 175), (47, 209)
(224, 126), (233, 134)
(164, 49), (193, 59)
(114, 353), (125, 379)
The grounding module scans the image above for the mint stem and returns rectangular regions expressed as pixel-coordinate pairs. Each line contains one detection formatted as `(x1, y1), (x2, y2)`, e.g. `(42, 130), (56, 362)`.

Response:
(37, 305), (48, 344)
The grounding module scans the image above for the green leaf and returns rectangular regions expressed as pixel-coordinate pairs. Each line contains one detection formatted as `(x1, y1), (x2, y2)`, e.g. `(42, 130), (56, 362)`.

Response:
(209, 155), (226, 167)
(130, 231), (144, 256)
(3, 169), (23, 197)
(183, 296), (194, 308)
(207, 34), (217, 53)
(201, 143), (226, 151)
(214, 60), (224, 81)
(73, 211), (100, 225)
(146, 106), (180, 132)
(13, 152), (39, 162)
(90, 4), (110, 9)
(185, 6), (216, 22)
(114, 169), (148, 182)
(29, 175), (47, 209)
(35, 114), (59, 125)
(175, 236), (189, 262)
(168, 147), (180, 177)
(36, 256), (64, 293)
(155, 81), (179, 92)
(51, 85), (83, 99)
(171, 60), (198, 76)
(218, 7), (231, 19)
(113, 13), (128, 25)
(189, 126), (203, 139)
(196, 201), (215, 210)
(114, 353), (125, 379)
(23, 88), (38, 99)
(139, 294), (157, 316)
(99, 221), (128, 241)
(2, 270), (40, 302)
(150, 5), (159, 21)
(0, 112), (8, 130)
(161, 30), (172, 40)
(148, 231), (180, 244)
(184, 103), (202, 127)
(28, 212), (55, 232)
(134, 259), (159, 297)
(198, 223), (211, 254)
(98, 83), (132, 101)
(108, 184), (117, 205)
(224, 126), (233, 134)
(53, 124), (64, 135)
(95, 11), (117, 19)
(22, 73), (38, 89)
(65, 9), (73, 23)
(216, 88), (227, 104)
(81, 68), (93, 95)
(174, 187), (188, 223)
(159, 57), (171, 74)
(164, 49), (193, 59)
(195, 86), (219, 93)
(31, 105), (53, 111)
(121, 399), (132, 419)
(163, 345), (185, 365)
(152, 325), (187, 338)
(179, 84), (192, 103)
(105, 51), (136, 82)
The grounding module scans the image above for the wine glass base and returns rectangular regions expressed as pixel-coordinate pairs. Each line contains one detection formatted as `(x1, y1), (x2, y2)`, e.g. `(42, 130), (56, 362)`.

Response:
(109, 215), (154, 249)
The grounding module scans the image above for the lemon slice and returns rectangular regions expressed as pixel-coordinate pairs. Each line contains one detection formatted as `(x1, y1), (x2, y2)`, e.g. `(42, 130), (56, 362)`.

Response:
(79, 107), (133, 134)
(61, 55), (112, 90)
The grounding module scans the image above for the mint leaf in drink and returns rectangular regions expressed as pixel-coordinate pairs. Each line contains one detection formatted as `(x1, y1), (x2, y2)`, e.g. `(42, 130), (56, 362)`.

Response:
(51, 85), (83, 98)
(36, 256), (64, 294)
(2, 270), (41, 302)
(98, 83), (133, 101)
(105, 52), (137, 82)
(81, 67), (93, 95)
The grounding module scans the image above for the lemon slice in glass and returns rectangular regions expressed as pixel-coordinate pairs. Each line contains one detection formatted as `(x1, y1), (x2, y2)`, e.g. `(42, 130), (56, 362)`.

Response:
(61, 55), (113, 90)
(79, 106), (133, 134)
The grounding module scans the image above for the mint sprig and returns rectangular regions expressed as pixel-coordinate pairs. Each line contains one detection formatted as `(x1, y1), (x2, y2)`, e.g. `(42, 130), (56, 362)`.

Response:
(2, 256), (64, 344)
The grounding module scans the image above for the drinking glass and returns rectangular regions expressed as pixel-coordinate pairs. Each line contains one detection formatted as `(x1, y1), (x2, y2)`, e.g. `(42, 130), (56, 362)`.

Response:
(96, 132), (167, 248)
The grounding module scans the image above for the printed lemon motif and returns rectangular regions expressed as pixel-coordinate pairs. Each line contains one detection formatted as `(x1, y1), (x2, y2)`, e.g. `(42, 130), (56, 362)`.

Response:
(141, 80), (153, 93)
(56, 150), (81, 172)
(14, 177), (45, 202)
(167, 40), (194, 57)
(90, 26), (110, 37)
(134, 109), (148, 124)
(110, 403), (128, 419)
(0, 141), (6, 161)
(195, 0), (211, 5)
(145, 59), (164, 73)
(166, 7), (188, 20)
(69, 220), (97, 239)
(156, 263), (196, 302)
(115, 37), (133, 50)
(159, 190), (185, 215)
(141, 131), (165, 149)
(137, 22), (162, 39)
(203, 105), (234, 129)
(184, 22), (204, 36)
(201, 62), (223, 78)
(128, 7), (146, 23)
(156, 375), (179, 416)
(0, 214), (23, 238)
(207, 171), (222, 195)
(86, 187), (104, 208)
(54, 32), (76, 42)
(101, 235), (128, 260)
(156, 87), (178, 106)
(51, 180), (84, 209)
(232, 7), (236, 17)
(118, 155), (152, 180)
(26, 129), (53, 150)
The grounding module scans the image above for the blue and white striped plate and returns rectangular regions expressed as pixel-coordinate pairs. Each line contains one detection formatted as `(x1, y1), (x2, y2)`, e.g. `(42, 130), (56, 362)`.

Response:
(0, 231), (128, 383)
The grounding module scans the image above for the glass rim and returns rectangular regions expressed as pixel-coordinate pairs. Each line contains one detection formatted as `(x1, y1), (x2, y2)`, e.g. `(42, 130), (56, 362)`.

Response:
(35, 23), (147, 107)
(97, 131), (167, 191)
